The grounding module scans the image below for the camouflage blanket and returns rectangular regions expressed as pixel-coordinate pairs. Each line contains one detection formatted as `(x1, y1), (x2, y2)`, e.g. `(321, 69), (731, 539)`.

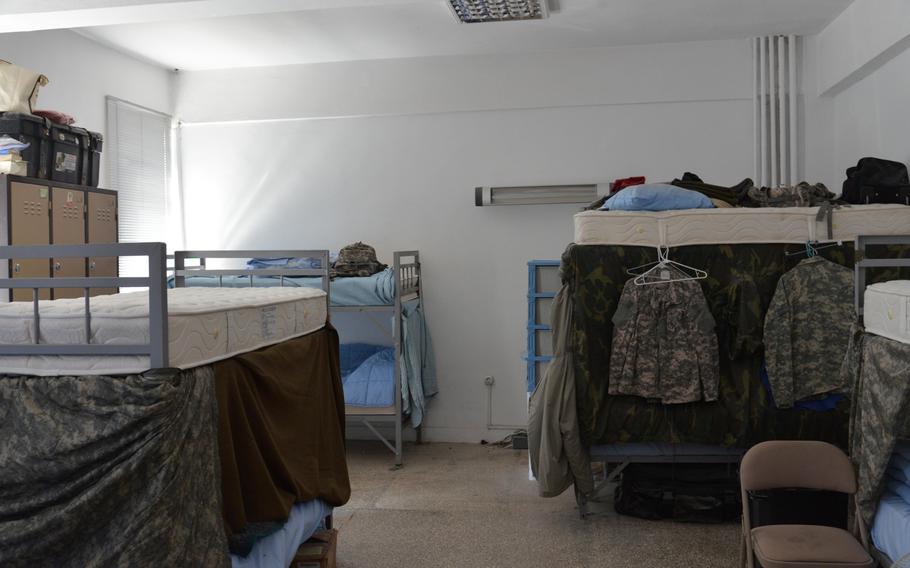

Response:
(563, 242), (910, 448)
(851, 333), (910, 526)
(0, 367), (229, 568)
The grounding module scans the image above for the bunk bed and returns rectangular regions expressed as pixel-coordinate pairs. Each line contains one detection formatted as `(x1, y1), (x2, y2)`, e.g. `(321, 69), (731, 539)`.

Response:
(0, 243), (350, 568)
(556, 205), (910, 514)
(851, 235), (910, 567)
(172, 249), (431, 467)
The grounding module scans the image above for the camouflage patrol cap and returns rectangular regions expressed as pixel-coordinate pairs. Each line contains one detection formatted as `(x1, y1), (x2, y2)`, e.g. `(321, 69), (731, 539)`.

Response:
(332, 242), (387, 278)
(336, 242), (379, 265)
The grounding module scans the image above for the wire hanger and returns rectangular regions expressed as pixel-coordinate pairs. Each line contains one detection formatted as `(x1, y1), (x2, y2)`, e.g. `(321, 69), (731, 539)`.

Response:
(785, 240), (843, 257)
(630, 245), (707, 286)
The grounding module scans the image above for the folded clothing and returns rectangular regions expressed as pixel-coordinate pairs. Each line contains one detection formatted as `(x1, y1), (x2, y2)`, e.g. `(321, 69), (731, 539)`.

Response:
(32, 109), (75, 126)
(247, 255), (335, 270)
(601, 183), (715, 212)
(612, 176), (646, 193)
(671, 172), (754, 205)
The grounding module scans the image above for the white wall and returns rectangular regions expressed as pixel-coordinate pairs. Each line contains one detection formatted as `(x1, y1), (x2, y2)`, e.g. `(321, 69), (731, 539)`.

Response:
(176, 40), (755, 442)
(0, 29), (175, 185)
(803, 1), (910, 190)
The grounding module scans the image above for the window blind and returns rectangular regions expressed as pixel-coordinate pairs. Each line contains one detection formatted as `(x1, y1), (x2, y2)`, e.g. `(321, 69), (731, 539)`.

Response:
(106, 97), (172, 277)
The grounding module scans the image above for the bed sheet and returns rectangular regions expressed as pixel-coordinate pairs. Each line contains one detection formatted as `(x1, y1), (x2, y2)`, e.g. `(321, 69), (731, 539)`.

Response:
(171, 268), (395, 306)
(872, 492), (910, 566)
(230, 500), (330, 568)
(342, 348), (395, 407)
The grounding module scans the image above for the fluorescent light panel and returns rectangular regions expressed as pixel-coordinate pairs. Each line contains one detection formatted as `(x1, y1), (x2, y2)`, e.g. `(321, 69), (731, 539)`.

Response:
(475, 184), (608, 206)
(448, 0), (548, 23)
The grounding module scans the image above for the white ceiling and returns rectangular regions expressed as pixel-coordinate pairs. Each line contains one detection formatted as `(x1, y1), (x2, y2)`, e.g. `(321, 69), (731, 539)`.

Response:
(56, 0), (854, 70)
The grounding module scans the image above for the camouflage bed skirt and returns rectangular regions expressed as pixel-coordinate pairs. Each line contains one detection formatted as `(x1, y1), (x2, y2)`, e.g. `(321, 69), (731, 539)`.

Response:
(0, 368), (230, 567)
(852, 333), (910, 526)
(562, 242), (910, 449)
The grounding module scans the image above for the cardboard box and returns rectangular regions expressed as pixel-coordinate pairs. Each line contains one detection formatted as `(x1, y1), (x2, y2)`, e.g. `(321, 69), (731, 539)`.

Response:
(292, 529), (337, 568)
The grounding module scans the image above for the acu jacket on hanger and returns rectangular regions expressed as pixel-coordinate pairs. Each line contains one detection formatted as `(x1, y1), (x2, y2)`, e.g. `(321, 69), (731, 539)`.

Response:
(763, 256), (854, 408)
(609, 279), (720, 404)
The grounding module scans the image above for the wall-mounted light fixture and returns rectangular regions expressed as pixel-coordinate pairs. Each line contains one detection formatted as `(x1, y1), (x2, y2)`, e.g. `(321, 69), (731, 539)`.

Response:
(447, 0), (549, 23)
(474, 184), (609, 206)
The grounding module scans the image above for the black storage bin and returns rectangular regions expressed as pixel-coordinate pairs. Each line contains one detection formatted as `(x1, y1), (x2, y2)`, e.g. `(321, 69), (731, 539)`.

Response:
(614, 463), (742, 523)
(0, 112), (51, 179)
(748, 489), (848, 530)
(85, 131), (103, 187)
(50, 123), (83, 184)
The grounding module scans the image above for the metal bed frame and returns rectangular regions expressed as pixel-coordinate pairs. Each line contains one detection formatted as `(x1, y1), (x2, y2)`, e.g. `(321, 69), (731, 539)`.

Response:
(854, 234), (910, 568)
(854, 234), (910, 316)
(173, 249), (422, 467)
(335, 251), (421, 468)
(0, 242), (170, 366)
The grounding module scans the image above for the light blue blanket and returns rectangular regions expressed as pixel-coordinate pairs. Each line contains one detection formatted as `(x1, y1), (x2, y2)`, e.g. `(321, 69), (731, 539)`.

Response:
(338, 302), (437, 427)
(169, 268), (396, 306)
(342, 348), (396, 407)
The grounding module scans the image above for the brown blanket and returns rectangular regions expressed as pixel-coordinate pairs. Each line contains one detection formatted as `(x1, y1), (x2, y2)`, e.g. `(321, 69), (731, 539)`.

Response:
(215, 325), (351, 548)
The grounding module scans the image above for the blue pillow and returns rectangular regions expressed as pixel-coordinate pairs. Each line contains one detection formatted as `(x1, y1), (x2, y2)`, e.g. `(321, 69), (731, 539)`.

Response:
(600, 183), (715, 212)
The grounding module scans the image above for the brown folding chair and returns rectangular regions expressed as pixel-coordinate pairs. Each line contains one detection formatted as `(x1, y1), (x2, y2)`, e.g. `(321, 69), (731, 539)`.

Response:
(739, 441), (874, 568)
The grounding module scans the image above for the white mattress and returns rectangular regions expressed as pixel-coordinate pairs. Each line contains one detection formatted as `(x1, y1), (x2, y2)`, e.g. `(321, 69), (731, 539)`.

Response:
(574, 204), (910, 247)
(0, 287), (328, 376)
(864, 281), (910, 345)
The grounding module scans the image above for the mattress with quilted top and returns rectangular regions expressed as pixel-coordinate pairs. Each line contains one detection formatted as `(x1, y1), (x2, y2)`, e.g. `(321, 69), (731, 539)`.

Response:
(574, 204), (910, 247)
(0, 287), (327, 376)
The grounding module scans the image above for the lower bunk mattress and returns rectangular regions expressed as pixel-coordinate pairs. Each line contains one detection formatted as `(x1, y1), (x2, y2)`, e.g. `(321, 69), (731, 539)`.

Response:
(0, 287), (327, 376)
(0, 328), (350, 567)
(562, 241), (910, 448)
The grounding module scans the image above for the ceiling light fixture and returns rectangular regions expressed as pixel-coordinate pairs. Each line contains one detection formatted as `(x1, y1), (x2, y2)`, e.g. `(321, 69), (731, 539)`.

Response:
(447, 0), (549, 23)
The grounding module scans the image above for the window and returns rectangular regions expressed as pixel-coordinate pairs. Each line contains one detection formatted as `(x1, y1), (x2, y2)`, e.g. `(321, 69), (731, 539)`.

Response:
(105, 96), (174, 276)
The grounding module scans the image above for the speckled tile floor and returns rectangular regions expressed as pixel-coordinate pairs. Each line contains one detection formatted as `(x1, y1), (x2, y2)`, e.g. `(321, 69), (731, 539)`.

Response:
(334, 441), (739, 567)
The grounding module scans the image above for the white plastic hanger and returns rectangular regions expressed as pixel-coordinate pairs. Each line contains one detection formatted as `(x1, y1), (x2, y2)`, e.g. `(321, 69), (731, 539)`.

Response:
(630, 245), (707, 286)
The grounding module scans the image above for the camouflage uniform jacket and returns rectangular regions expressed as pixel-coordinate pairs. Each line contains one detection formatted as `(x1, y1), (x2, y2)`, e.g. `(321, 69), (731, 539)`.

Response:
(609, 279), (720, 404)
(763, 256), (854, 408)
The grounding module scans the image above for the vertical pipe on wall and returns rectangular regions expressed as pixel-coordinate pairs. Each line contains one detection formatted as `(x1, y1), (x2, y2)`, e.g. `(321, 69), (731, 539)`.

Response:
(753, 38), (762, 184)
(769, 37), (779, 189)
(778, 35), (788, 185)
(759, 36), (768, 188)
(788, 35), (798, 185)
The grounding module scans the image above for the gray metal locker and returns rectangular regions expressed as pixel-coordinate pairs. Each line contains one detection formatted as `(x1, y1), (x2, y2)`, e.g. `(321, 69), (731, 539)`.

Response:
(51, 187), (86, 299)
(1, 175), (118, 302)
(9, 181), (51, 301)
(87, 191), (118, 296)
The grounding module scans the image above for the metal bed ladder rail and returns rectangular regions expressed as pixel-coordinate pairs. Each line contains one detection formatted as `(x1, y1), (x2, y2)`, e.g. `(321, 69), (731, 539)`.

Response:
(337, 251), (421, 467)
(0, 242), (170, 369)
(854, 235), (910, 316)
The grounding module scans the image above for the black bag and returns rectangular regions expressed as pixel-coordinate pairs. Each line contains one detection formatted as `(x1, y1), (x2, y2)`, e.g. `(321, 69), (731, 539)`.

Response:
(614, 463), (741, 523)
(842, 157), (910, 205)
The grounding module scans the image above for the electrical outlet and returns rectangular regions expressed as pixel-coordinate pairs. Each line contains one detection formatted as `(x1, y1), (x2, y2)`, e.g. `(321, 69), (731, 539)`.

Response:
(483, 376), (495, 386)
